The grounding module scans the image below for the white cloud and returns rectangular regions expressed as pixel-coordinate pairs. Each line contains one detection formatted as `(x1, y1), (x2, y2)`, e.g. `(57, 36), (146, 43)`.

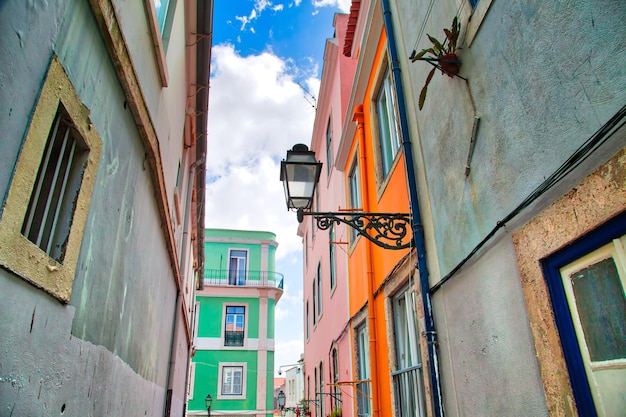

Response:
(236, 0), (286, 31)
(312, 0), (352, 14)
(205, 44), (319, 260)
(274, 337), (304, 374)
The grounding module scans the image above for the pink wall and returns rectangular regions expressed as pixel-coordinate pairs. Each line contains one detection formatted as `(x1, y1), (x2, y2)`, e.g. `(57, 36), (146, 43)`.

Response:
(298, 12), (357, 417)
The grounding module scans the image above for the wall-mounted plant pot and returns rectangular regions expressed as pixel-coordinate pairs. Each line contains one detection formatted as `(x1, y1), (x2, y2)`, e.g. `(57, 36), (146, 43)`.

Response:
(439, 53), (461, 77)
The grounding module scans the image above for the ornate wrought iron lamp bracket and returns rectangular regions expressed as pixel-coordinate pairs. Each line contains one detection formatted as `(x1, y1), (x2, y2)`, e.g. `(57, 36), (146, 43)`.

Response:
(297, 209), (412, 250)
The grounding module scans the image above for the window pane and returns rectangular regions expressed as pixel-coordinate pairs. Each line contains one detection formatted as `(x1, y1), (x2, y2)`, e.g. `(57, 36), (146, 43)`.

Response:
(222, 366), (244, 395)
(153, 0), (169, 32)
(376, 70), (400, 178)
(571, 257), (626, 362)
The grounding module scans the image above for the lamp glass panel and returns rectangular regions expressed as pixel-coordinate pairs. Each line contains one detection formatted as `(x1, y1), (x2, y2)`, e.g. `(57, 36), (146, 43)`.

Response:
(284, 163), (317, 208)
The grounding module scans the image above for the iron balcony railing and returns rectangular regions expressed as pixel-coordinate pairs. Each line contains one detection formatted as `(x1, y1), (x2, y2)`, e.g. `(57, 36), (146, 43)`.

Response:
(224, 330), (244, 347)
(392, 365), (427, 417)
(203, 269), (284, 289)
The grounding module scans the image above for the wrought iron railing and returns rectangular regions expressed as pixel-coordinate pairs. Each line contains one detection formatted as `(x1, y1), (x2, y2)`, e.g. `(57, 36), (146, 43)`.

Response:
(392, 365), (426, 417)
(224, 330), (244, 346)
(356, 381), (371, 417)
(203, 269), (284, 289)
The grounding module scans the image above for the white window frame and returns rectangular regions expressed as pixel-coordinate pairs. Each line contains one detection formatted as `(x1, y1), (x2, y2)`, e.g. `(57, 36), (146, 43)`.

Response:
(218, 362), (247, 400)
(326, 117), (333, 176)
(143, 0), (172, 86)
(228, 248), (249, 285)
(187, 362), (196, 400)
(316, 262), (323, 320)
(329, 225), (337, 292)
(374, 65), (401, 181)
(558, 236), (626, 416)
(348, 155), (361, 244)
(457, 0), (495, 46)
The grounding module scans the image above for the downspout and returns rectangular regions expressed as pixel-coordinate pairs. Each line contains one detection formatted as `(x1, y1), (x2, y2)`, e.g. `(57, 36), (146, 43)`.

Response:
(181, 1), (213, 415)
(163, 82), (203, 417)
(353, 106), (381, 417)
(380, 1), (444, 416)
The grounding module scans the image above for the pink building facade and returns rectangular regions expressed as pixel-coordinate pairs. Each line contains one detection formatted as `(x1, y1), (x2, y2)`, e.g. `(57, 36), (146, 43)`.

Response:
(298, 12), (357, 417)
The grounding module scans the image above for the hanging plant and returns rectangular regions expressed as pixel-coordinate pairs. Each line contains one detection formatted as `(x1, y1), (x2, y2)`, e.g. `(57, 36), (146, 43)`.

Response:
(410, 16), (462, 110)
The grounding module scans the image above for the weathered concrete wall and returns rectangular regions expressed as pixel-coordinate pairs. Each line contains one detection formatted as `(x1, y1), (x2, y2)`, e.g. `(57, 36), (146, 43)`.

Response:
(0, 0), (184, 415)
(395, 0), (626, 275)
(388, 0), (626, 415)
(432, 237), (548, 416)
(0, 271), (167, 417)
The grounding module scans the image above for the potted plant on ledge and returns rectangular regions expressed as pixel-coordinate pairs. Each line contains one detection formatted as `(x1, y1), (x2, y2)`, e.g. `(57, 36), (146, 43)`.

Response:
(327, 408), (342, 417)
(410, 16), (463, 109)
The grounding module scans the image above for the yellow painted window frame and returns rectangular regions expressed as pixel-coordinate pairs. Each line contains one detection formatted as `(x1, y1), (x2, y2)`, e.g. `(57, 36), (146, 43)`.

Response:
(0, 56), (102, 302)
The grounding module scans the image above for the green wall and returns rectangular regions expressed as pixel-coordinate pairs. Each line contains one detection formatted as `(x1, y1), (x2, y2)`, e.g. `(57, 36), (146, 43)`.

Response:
(197, 296), (260, 338)
(189, 350), (259, 412)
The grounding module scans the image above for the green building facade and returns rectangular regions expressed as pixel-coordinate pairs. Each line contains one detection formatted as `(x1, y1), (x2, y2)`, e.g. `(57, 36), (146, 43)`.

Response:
(187, 229), (283, 416)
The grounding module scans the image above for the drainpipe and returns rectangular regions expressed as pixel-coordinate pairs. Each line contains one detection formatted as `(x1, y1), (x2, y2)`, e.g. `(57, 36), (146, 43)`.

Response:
(163, 148), (201, 417)
(380, 1), (444, 416)
(353, 106), (381, 417)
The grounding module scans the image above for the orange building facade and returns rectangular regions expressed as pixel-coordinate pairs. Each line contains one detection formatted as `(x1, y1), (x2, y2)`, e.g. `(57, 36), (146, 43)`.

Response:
(335, 2), (430, 417)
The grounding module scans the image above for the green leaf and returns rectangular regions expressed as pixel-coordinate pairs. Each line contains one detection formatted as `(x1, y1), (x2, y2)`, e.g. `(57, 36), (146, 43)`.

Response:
(419, 67), (437, 110)
(427, 34), (444, 54)
(411, 48), (434, 62)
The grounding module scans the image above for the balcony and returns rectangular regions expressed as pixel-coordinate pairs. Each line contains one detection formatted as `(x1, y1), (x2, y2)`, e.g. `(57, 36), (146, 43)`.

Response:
(224, 330), (244, 347)
(392, 365), (426, 417)
(204, 269), (284, 289)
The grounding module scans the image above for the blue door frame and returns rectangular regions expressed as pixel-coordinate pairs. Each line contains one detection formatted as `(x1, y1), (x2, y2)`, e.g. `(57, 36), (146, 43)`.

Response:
(541, 211), (626, 416)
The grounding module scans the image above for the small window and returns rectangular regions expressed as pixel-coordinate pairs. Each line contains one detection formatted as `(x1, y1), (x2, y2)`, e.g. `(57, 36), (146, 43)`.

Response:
(356, 324), (371, 416)
(319, 362), (325, 417)
(144, 0), (172, 85)
(326, 118), (333, 175)
(221, 365), (244, 395)
(306, 300), (310, 339)
(187, 362), (196, 400)
(375, 67), (401, 180)
(224, 306), (245, 347)
(0, 56), (102, 302)
(329, 225), (337, 291)
(312, 280), (318, 325)
(317, 262), (323, 318)
(348, 157), (361, 243)
(331, 348), (340, 409)
(21, 105), (89, 263)
(229, 249), (247, 285)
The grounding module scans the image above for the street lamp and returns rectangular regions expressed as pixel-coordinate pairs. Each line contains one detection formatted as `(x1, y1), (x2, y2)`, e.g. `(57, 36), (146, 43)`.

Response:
(205, 394), (212, 417)
(277, 390), (286, 414)
(280, 144), (413, 250)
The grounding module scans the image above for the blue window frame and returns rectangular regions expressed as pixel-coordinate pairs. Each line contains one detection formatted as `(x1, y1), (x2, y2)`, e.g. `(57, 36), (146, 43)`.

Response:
(541, 212), (626, 417)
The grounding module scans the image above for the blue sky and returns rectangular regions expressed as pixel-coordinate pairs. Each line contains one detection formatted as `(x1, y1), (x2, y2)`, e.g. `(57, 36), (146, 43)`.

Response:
(205, 0), (351, 376)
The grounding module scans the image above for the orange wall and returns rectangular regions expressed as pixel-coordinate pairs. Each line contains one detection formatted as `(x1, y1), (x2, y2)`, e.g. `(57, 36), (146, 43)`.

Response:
(346, 28), (412, 417)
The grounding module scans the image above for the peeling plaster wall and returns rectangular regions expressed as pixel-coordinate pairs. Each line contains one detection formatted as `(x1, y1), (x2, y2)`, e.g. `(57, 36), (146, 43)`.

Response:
(0, 272), (166, 417)
(388, 0), (626, 415)
(0, 0), (183, 415)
